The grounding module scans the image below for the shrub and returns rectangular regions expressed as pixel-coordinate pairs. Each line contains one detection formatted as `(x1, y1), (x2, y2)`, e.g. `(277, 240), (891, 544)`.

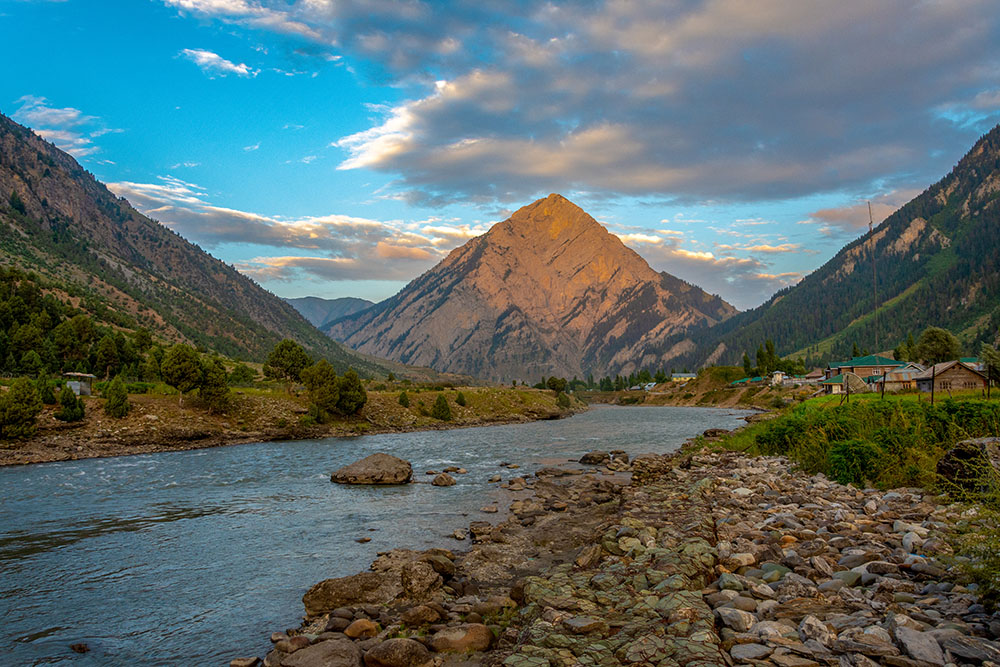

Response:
(55, 385), (85, 422)
(162, 343), (202, 403)
(228, 362), (257, 387)
(556, 392), (571, 408)
(455, 391), (467, 407)
(35, 376), (57, 405)
(398, 391), (410, 408)
(199, 357), (231, 414)
(431, 393), (452, 421)
(1, 377), (44, 439)
(828, 439), (885, 486)
(103, 375), (131, 418)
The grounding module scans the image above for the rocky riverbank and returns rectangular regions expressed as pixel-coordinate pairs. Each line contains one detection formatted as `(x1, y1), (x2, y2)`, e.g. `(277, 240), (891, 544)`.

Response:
(235, 445), (1000, 667)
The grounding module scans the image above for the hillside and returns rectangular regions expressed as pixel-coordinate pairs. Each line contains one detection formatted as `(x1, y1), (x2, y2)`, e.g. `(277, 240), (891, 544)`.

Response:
(328, 194), (735, 381)
(0, 112), (385, 374)
(285, 296), (373, 329)
(678, 123), (1000, 368)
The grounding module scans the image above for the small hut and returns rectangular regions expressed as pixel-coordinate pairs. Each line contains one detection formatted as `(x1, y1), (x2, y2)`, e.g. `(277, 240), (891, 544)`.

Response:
(63, 372), (97, 396)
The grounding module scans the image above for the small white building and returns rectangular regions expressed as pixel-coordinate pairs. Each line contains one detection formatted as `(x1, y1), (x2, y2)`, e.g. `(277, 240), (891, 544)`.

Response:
(63, 372), (97, 396)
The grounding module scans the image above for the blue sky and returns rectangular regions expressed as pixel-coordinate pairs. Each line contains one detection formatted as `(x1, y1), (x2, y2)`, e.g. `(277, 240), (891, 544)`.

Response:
(3, 0), (1000, 310)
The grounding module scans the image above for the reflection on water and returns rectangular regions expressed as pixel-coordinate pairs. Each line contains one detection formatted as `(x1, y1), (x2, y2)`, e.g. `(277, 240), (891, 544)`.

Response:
(0, 405), (751, 666)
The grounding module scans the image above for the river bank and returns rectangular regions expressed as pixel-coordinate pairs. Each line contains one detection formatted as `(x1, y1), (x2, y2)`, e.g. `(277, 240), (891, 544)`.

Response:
(239, 442), (1000, 667)
(0, 387), (581, 467)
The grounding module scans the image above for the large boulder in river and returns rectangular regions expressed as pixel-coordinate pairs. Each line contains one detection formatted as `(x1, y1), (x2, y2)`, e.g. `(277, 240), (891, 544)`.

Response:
(331, 453), (412, 485)
(303, 572), (401, 617)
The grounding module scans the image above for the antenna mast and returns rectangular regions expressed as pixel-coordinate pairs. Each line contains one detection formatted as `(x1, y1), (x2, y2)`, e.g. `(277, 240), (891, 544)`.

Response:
(869, 201), (879, 352)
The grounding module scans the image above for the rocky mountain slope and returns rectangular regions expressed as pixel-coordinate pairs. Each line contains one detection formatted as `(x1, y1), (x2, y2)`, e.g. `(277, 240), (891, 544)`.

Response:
(327, 194), (735, 380)
(676, 123), (1000, 368)
(0, 112), (385, 373)
(285, 296), (374, 329)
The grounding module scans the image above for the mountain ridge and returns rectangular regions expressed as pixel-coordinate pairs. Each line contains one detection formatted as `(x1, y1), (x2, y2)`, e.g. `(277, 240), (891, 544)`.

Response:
(0, 112), (386, 374)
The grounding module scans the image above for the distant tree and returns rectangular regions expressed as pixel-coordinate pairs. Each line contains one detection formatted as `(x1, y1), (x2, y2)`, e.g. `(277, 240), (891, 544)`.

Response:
(614, 375), (625, 391)
(199, 357), (230, 413)
(852, 342), (861, 358)
(455, 391), (467, 407)
(0, 377), (44, 439)
(103, 375), (131, 418)
(131, 328), (153, 353)
(227, 362), (256, 387)
(337, 369), (367, 415)
(20, 349), (44, 377)
(556, 392), (571, 408)
(742, 352), (753, 377)
(301, 360), (340, 422)
(398, 390), (410, 408)
(9, 189), (26, 215)
(94, 334), (119, 380)
(264, 339), (311, 388)
(981, 342), (1000, 390)
(599, 376), (614, 392)
(55, 385), (85, 422)
(387, 372), (396, 382)
(637, 369), (653, 384)
(430, 393), (452, 421)
(161, 343), (202, 404)
(141, 353), (161, 382)
(654, 369), (668, 384)
(546, 376), (568, 393)
(915, 327), (961, 365)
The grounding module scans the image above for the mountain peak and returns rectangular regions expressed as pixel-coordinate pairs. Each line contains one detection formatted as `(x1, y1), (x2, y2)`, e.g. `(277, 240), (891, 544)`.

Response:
(328, 195), (735, 380)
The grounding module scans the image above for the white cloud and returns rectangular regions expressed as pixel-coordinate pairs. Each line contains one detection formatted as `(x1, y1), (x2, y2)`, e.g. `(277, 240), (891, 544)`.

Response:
(12, 95), (120, 158)
(180, 48), (259, 77)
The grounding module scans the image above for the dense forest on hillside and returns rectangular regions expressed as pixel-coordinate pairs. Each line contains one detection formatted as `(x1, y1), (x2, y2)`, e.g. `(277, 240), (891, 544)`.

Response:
(674, 125), (1000, 369)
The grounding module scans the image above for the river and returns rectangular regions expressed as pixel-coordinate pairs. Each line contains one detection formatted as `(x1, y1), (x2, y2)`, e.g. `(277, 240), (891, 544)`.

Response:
(0, 405), (752, 665)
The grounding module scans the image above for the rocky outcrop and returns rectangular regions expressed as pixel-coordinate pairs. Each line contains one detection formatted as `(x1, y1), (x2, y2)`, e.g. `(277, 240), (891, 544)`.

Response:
(302, 572), (401, 617)
(330, 454), (412, 485)
(328, 194), (735, 380)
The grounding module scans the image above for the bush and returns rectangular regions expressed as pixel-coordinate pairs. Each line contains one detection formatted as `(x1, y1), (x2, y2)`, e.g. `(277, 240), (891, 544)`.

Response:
(828, 439), (885, 486)
(556, 392), (571, 408)
(431, 393), (452, 421)
(228, 362), (257, 387)
(199, 357), (231, 414)
(103, 375), (131, 418)
(35, 376), (57, 405)
(1, 377), (44, 439)
(455, 391), (467, 407)
(398, 391), (410, 408)
(55, 385), (85, 422)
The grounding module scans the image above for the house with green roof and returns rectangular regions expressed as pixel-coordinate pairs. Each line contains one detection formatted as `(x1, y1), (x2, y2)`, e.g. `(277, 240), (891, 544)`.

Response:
(824, 354), (904, 381)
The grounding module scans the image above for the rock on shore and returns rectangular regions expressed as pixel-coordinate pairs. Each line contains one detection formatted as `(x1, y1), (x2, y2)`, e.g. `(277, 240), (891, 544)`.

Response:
(330, 453), (412, 485)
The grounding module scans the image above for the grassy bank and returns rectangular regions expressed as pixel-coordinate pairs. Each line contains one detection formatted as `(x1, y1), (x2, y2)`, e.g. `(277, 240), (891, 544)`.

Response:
(0, 385), (584, 466)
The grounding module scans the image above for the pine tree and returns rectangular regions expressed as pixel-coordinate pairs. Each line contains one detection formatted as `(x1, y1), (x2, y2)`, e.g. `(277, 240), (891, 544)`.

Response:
(55, 385), (85, 422)
(336, 369), (367, 415)
(398, 391), (410, 408)
(430, 393), (452, 421)
(0, 377), (44, 439)
(455, 391), (467, 407)
(103, 375), (130, 418)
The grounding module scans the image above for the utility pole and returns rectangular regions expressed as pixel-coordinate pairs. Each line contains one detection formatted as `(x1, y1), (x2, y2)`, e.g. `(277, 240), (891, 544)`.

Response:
(869, 202), (879, 353)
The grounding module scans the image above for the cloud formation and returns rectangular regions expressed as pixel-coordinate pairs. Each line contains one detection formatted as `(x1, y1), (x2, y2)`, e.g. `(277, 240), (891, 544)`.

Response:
(180, 48), (259, 77)
(12, 95), (120, 158)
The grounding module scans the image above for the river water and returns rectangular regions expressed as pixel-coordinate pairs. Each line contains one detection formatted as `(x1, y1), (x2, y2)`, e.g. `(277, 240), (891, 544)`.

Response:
(0, 405), (751, 666)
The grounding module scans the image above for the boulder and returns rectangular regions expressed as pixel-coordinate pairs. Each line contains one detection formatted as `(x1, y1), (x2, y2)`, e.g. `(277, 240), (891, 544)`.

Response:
(703, 428), (731, 438)
(400, 605), (440, 626)
(580, 450), (610, 464)
(344, 619), (378, 639)
(363, 638), (431, 667)
(431, 473), (456, 487)
(331, 454), (412, 485)
(429, 623), (492, 653)
(302, 572), (401, 617)
(936, 437), (1000, 495)
(400, 561), (442, 598)
(280, 639), (362, 667)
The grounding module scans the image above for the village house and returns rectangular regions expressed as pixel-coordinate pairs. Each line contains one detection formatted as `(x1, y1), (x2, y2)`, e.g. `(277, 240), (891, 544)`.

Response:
(670, 372), (697, 383)
(864, 362), (925, 393)
(914, 361), (987, 394)
(824, 354), (903, 380)
(63, 372), (96, 396)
